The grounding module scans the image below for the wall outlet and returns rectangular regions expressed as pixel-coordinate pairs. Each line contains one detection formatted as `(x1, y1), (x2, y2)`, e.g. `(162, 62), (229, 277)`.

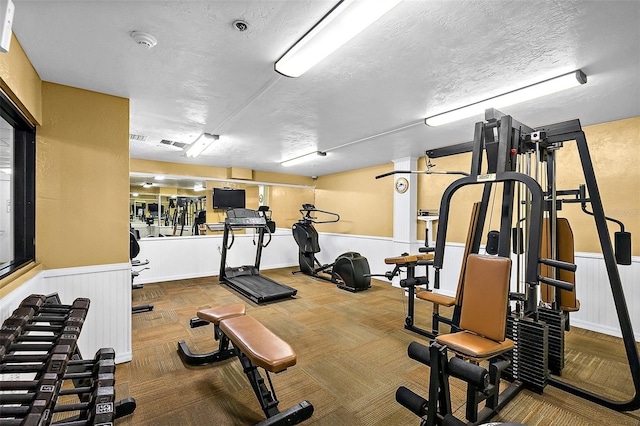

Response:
(0, 0), (14, 54)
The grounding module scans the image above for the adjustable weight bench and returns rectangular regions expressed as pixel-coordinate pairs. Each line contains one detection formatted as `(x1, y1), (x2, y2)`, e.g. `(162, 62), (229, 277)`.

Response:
(177, 305), (313, 426)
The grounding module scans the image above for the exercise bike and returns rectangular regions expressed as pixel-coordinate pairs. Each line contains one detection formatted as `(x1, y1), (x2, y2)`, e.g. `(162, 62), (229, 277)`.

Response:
(292, 204), (371, 292)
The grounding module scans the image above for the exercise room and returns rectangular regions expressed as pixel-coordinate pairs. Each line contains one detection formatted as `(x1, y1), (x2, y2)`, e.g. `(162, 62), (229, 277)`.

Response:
(1, 1), (639, 425)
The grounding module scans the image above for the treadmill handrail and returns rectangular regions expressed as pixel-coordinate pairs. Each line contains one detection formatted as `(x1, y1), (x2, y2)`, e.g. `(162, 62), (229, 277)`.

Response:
(227, 227), (235, 250)
(263, 223), (272, 248)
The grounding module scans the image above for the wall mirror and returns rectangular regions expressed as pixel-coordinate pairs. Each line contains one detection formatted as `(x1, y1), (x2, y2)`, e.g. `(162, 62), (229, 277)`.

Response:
(129, 173), (314, 238)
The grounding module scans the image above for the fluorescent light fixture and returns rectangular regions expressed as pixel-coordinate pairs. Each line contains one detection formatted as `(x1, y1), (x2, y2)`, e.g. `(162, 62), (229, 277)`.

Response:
(184, 133), (219, 158)
(154, 175), (165, 181)
(131, 192), (139, 197)
(281, 151), (327, 167)
(425, 70), (587, 127)
(275, 0), (403, 78)
(194, 183), (205, 191)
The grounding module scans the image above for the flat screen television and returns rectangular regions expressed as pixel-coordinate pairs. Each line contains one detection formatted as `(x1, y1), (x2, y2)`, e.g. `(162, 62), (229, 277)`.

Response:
(213, 188), (245, 209)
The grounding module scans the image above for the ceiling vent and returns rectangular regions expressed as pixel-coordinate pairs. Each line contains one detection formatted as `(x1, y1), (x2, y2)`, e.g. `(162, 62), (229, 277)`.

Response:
(160, 139), (187, 149)
(129, 133), (148, 142)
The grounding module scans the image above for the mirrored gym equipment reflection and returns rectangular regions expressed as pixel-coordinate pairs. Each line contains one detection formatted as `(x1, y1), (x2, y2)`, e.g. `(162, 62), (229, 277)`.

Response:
(129, 173), (314, 238)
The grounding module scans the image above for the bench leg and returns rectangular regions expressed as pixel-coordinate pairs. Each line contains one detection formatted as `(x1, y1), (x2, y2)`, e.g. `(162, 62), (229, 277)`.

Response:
(177, 333), (235, 366)
(254, 400), (314, 426)
(236, 349), (281, 418)
(236, 348), (314, 425)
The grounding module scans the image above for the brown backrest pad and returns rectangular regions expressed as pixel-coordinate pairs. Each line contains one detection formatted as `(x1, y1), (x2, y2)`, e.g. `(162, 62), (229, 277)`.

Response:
(459, 254), (512, 342)
(197, 304), (246, 324)
(540, 218), (577, 309)
(219, 315), (297, 373)
(454, 201), (482, 304)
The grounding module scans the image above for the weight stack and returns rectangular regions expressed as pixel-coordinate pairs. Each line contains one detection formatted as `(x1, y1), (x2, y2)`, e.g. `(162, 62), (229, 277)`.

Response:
(504, 316), (549, 392)
(537, 307), (565, 375)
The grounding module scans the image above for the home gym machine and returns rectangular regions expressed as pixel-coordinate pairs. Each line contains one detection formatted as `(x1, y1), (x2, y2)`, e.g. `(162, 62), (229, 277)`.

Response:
(292, 204), (371, 292)
(220, 207), (298, 304)
(392, 108), (640, 425)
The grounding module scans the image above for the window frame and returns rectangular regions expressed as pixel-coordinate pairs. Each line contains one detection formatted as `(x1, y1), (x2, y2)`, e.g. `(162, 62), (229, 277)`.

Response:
(0, 89), (36, 279)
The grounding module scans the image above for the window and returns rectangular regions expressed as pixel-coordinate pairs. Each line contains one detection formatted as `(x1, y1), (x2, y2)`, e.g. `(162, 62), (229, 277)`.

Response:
(0, 90), (35, 279)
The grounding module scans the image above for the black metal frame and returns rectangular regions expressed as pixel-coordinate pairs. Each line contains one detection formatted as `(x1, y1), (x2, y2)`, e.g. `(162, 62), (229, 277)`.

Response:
(0, 90), (36, 279)
(384, 258), (459, 339)
(177, 321), (236, 366)
(428, 109), (640, 411)
(538, 119), (640, 411)
(397, 341), (519, 426)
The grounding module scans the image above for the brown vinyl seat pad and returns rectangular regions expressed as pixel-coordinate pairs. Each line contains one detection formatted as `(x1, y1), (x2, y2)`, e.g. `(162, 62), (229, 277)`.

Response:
(416, 291), (456, 307)
(385, 254), (418, 265)
(562, 299), (580, 312)
(220, 315), (296, 373)
(384, 253), (434, 265)
(436, 331), (514, 360)
(197, 304), (246, 325)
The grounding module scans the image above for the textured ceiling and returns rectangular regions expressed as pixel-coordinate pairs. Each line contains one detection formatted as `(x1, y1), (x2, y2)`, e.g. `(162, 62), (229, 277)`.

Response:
(12, 0), (640, 177)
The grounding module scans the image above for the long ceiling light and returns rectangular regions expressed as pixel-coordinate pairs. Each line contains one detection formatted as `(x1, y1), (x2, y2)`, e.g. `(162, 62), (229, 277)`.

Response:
(281, 151), (327, 167)
(184, 133), (219, 158)
(275, 0), (403, 78)
(425, 70), (587, 127)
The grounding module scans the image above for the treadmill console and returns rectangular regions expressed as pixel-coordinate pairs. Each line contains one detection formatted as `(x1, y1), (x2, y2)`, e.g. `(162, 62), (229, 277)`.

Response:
(225, 208), (267, 227)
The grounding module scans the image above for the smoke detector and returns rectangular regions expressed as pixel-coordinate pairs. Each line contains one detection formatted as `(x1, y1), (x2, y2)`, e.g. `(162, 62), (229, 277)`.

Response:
(233, 20), (248, 32)
(130, 31), (157, 49)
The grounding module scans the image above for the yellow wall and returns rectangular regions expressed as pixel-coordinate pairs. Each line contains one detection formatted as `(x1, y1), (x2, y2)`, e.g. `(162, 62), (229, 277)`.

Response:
(416, 116), (640, 255)
(0, 33), (130, 283)
(253, 170), (315, 187)
(0, 34), (42, 125)
(269, 186), (315, 229)
(314, 163), (394, 237)
(130, 158), (227, 180)
(557, 116), (640, 255)
(130, 158), (315, 187)
(37, 83), (130, 268)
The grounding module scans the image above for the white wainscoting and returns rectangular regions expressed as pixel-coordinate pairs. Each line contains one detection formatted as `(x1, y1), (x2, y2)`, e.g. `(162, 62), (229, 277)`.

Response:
(311, 232), (394, 278)
(134, 229), (301, 284)
(4, 232), (631, 366)
(0, 263), (132, 363)
(136, 231), (640, 341)
(571, 253), (640, 341)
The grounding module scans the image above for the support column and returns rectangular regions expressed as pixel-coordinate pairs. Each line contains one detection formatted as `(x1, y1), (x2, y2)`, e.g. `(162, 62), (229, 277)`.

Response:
(393, 157), (418, 255)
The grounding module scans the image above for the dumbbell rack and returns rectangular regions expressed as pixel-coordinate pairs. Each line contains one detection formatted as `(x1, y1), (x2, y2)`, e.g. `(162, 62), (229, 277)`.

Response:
(0, 294), (135, 425)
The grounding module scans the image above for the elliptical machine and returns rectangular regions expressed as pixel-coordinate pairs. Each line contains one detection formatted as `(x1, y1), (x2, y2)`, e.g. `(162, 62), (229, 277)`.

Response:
(292, 204), (371, 292)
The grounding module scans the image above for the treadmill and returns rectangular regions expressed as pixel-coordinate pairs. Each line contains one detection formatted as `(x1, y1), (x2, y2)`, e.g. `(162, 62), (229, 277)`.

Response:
(219, 208), (297, 304)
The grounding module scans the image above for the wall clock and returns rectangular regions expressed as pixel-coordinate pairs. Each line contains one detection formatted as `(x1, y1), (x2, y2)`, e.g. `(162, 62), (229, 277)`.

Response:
(395, 177), (409, 194)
